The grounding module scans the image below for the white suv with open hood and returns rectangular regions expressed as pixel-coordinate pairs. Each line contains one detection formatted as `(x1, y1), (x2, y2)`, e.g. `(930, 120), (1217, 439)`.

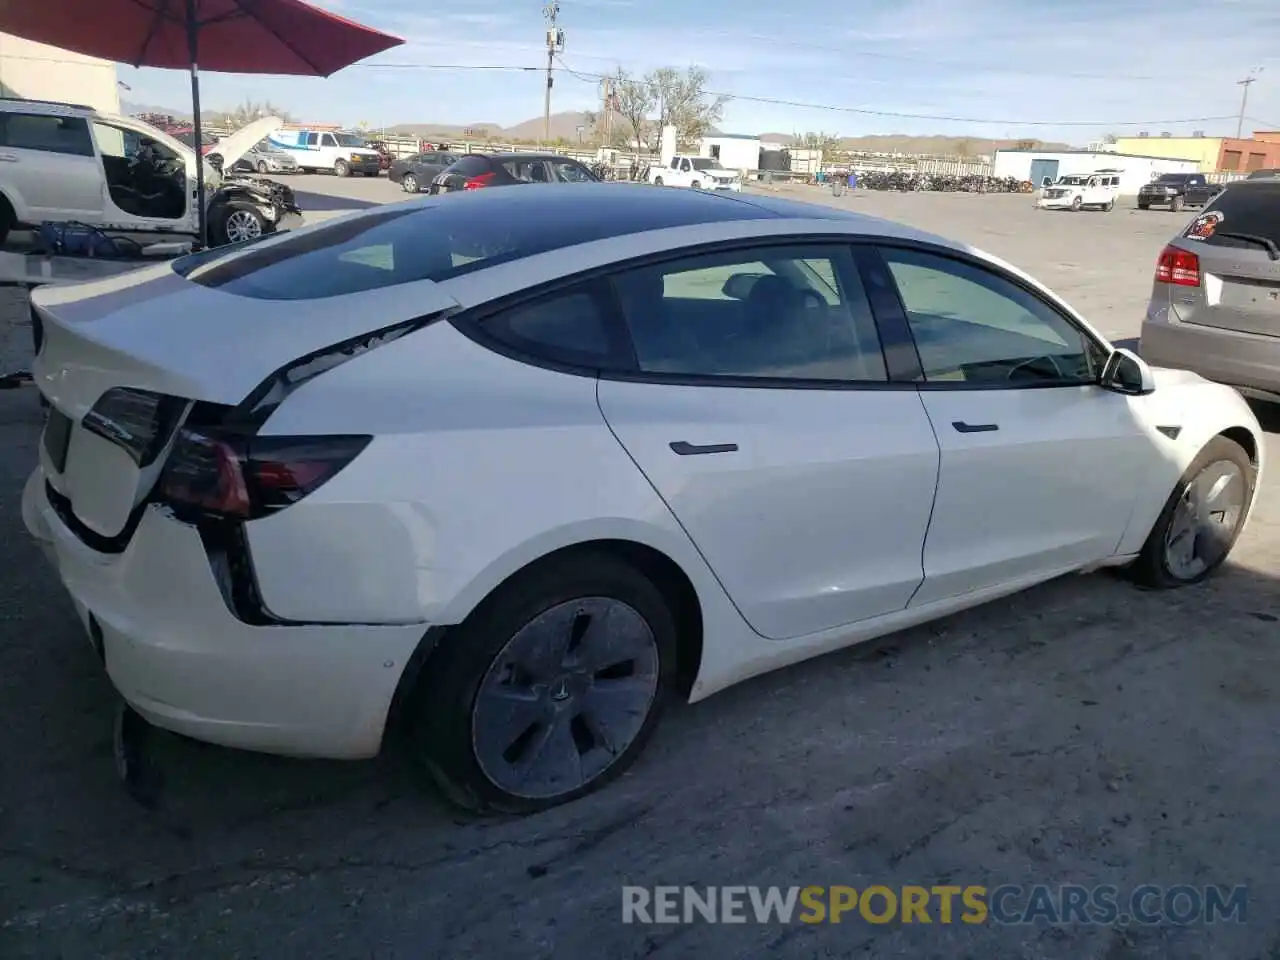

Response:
(0, 100), (302, 248)
(1036, 171), (1122, 212)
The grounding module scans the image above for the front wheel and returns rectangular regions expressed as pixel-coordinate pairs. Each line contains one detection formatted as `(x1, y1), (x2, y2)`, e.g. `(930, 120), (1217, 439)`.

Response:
(210, 202), (267, 246)
(1127, 436), (1254, 589)
(1138, 202), (1150, 210)
(653, 176), (664, 186)
(1071, 196), (1082, 211)
(401, 173), (418, 193)
(408, 552), (678, 814)
(334, 159), (350, 178)
(1104, 199), (1115, 212)
(1170, 196), (1184, 213)
(691, 180), (702, 189)
(257, 161), (270, 174)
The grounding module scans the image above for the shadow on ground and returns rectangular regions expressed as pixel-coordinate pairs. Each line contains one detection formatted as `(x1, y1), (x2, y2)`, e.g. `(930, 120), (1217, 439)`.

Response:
(292, 190), (380, 212)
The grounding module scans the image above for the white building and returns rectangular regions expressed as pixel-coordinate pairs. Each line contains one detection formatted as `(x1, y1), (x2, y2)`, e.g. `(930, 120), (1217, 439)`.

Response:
(991, 149), (1199, 194)
(0, 33), (120, 114)
(699, 133), (761, 174)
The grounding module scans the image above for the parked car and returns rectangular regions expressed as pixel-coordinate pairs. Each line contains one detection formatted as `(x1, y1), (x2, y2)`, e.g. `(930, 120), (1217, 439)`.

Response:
(1036, 170), (1122, 212)
(648, 154), (742, 191)
(1137, 173), (1222, 211)
(228, 140), (300, 175)
(0, 99), (300, 247)
(388, 150), (460, 193)
(428, 152), (598, 193)
(1141, 177), (1280, 403)
(1245, 168), (1280, 180)
(268, 129), (382, 176)
(24, 184), (1262, 814)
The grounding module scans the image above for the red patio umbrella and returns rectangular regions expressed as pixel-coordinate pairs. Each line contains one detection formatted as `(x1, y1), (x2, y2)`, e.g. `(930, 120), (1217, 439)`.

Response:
(0, 0), (403, 246)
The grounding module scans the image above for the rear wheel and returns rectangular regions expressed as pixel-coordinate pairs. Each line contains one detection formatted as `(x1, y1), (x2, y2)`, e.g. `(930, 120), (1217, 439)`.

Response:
(1138, 202), (1150, 210)
(408, 552), (678, 814)
(1128, 436), (1254, 589)
(0, 194), (14, 246)
(653, 176), (664, 186)
(1170, 195), (1184, 213)
(691, 180), (702, 189)
(334, 159), (350, 178)
(401, 173), (418, 193)
(257, 161), (270, 174)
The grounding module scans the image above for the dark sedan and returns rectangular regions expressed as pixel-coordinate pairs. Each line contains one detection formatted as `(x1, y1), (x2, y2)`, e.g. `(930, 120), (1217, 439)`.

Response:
(388, 150), (461, 193)
(428, 152), (598, 194)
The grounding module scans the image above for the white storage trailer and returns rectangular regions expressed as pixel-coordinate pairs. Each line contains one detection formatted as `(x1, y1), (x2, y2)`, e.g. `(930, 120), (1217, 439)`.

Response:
(991, 149), (1200, 194)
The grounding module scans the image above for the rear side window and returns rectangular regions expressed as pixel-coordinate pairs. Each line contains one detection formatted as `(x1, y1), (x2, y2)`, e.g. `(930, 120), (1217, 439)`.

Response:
(0, 113), (94, 157)
(1193, 183), (1280, 248)
(478, 284), (623, 369)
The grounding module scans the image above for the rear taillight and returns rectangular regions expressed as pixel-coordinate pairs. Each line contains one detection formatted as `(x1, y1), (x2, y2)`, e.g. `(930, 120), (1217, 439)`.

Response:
(1155, 245), (1200, 286)
(82, 387), (186, 467)
(464, 172), (496, 190)
(158, 430), (370, 521)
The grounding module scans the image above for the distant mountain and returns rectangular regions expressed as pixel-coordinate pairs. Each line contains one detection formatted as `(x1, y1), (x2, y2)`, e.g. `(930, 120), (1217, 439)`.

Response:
(387, 111), (593, 144)
(121, 99), (191, 120)
(758, 132), (1073, 156)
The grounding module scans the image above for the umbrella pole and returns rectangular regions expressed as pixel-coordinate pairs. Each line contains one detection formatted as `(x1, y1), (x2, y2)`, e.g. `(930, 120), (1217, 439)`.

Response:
(186, 0), (207, 251)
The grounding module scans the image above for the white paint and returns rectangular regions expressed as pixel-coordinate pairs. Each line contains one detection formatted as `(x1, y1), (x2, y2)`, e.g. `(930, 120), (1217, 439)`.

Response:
(698, 135), (761, 175)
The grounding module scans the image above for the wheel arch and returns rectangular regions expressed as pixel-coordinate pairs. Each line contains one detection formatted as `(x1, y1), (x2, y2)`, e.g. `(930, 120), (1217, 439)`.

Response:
(383, 535), (707, 743)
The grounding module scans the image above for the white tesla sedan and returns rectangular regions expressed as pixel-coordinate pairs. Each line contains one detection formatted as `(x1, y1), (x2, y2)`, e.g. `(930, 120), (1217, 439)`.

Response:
(23, 184), (1263, 813)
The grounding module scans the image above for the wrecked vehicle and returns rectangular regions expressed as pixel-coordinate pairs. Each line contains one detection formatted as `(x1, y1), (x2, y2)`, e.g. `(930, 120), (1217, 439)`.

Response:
(0, 99), (302, 248)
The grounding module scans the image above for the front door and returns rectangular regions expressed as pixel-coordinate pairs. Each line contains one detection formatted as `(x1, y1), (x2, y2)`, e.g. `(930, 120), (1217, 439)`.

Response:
(92, 121), (188, 225)
(598, 241), (941, 640)
(874, 244), (1149, 606)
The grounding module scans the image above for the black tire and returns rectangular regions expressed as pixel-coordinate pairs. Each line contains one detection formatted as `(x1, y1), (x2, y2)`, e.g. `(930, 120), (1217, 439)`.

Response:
(1071, 195), (1082, 211)
(1127, 436), (1254, 589)
(0, 194), (14, 246)
(1104, 199), (1115, 212)
(1170, 196), (1184, 213)
(334, 159), (350, 178)
(209, 201), (267, 247)
(653, 176), (664, 186)
(691, 180), (702, 190)
(1138, 202), (1149, 210)
(402, 173), (418, 193)
(407, 551), (679, 814)
(257, 161), (269, 174)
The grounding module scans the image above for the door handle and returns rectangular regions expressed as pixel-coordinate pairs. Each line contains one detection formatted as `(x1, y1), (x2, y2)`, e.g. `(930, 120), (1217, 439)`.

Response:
(952, 421), (999, 433)
(669, 440), (738, 456)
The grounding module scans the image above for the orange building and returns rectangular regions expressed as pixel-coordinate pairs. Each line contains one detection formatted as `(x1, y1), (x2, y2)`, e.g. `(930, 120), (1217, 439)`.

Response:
(1216, 132), (1280, 174)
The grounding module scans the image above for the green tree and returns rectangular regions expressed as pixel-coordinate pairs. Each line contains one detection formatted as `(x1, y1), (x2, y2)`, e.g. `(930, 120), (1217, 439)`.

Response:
(646, 65), (728, 149)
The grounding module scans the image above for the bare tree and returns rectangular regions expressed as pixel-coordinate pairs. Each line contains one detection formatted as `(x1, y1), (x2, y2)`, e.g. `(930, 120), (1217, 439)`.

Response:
(646, 65), (728, 149)
(611, 68), (657, 151)
(222, 99), (293, 131)
(799, 131), (841, 156)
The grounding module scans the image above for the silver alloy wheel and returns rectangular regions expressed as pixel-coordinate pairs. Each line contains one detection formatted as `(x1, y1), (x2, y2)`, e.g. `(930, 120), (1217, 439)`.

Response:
(1163, 459), (1247, 580)
(224, 209), (263, 243)
(402, 174), (417, 192)
(471, 597), (660, 799)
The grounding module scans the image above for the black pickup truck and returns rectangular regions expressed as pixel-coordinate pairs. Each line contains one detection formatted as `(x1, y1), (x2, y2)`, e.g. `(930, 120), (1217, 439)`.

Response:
(1137, 173), (1222, 211)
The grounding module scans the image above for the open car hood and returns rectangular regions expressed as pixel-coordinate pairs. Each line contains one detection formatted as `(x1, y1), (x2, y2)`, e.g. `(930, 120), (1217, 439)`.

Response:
(206, 116), (284, 170)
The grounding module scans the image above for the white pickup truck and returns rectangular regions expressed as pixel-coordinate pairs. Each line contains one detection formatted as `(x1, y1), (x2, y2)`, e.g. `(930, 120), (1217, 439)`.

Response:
(649, 155), (742, 191)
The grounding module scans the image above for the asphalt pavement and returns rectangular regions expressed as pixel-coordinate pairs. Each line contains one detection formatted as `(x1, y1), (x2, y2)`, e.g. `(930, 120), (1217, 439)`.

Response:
(3, 182), (1280, 959)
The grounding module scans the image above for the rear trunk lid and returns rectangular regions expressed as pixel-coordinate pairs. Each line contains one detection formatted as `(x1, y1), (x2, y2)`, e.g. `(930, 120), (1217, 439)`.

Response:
(31, 247), (459, 542)
(1169, 183), (1280, 337)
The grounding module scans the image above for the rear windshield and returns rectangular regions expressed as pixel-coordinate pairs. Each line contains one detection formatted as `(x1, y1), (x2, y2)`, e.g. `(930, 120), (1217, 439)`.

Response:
(446, 155), (490, 177)
(1195, 183), (1280, 248)
(175, 186), (783, 300)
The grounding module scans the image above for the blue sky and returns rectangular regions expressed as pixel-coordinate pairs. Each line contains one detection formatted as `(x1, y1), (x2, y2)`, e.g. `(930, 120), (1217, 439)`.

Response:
(121, 0), (1279, 142)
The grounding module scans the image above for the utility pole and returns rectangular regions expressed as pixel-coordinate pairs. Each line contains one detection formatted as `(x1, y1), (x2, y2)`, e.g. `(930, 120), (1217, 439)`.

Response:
(1236, 69), (1262, 139)
(542, 0), (564, 147)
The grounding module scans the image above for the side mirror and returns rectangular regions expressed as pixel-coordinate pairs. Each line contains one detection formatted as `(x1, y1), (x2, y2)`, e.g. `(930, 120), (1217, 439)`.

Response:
(1100, 347), (1156, 396)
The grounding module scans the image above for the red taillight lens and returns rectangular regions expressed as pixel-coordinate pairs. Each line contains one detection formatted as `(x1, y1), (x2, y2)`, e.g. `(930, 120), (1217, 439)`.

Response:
(464, 172), (496, 190)
(159, 430), (370, 520)
(1155, 245), (1201, 286)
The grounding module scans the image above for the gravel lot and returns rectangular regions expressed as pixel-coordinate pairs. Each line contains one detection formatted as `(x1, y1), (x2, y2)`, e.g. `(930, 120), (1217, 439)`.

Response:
(3, 181), (1280, 960)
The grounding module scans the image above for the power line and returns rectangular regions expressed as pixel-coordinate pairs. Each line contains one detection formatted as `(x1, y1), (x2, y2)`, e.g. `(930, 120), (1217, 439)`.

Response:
(552, 58), (1239, 128)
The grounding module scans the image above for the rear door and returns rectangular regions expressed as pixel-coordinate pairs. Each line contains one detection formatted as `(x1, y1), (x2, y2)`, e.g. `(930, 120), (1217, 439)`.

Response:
(0, 111), (102, 221)
(597, 241), (941, 641)
(1170, 183), (1280, 338)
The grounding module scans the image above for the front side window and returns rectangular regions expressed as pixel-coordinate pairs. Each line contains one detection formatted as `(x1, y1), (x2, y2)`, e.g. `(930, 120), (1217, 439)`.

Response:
(334, 133), (365, 147)
(881, 247), (1103, 386)
(612, 244), (888, 382)
(1, 113), (94, 157)
(305, 133), (319, 146)
(321, 133), (338, 147)
(551, 160), (595, 182)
